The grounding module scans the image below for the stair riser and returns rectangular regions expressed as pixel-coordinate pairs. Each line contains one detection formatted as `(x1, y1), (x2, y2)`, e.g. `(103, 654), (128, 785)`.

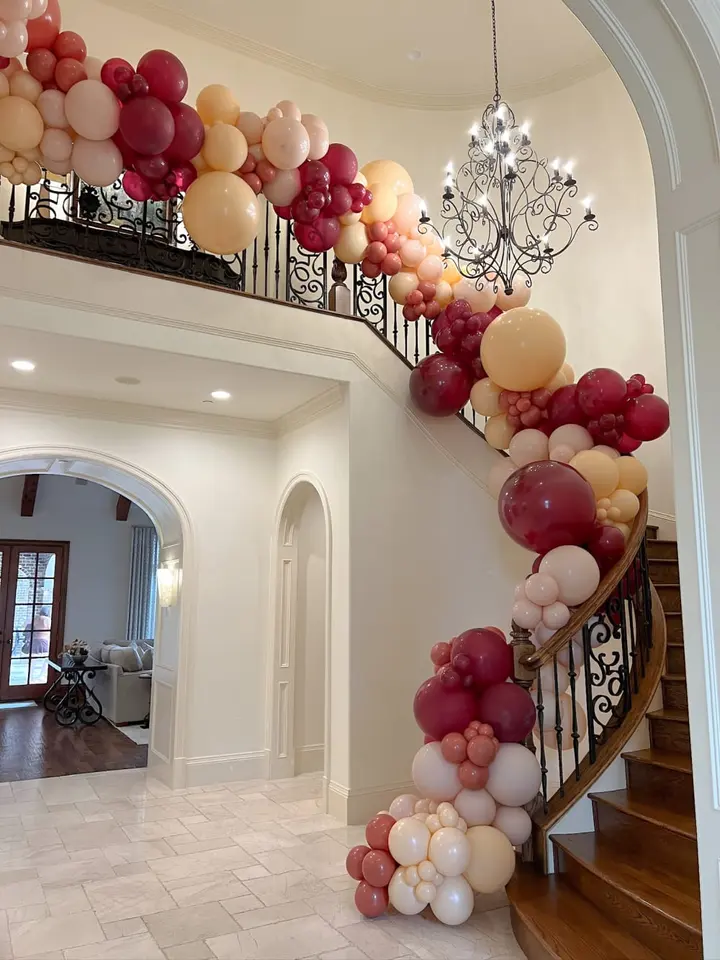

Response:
(667, 645), (686, 674)
(650, 716), (691, 755)
(625, 758), (695, 817)
(662, 679), (689, 711)
(553, 843), (702, 960)
(649, 561), (681, 584)
(646, 525), (659, 541)
(656, 586), (682, 613)
(647, 541), (679, 561)
(666, 618), (684, 644)
(592, 801), (698, 881)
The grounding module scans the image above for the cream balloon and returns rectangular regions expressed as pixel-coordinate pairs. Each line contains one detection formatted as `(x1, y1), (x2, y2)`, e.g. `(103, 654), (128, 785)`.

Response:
(9, 70), (41, 104)
(361, 182), (398, 224)
(389, 793), (419, 821)
(388, 817), (430, 867)
(486, 743), (542, 807)
(452, 277), (496, 313)
(570, 450), (620, 499)
(429, 827), (470, 877)
(196, 85), (239, 126)
(434, 279), (453, 307)
(0, 74), (8, 100)
(508, 428), (549, 467)
(412, 742), (462, 803)
(203, 123), (248, 173)
(388, 867), (425, 916)
(300, 113), (329, 161)
(561, 362), (575, 383)
(415, 881), (436, 904)
(388, 270), (419, 305)
(465, 826), (516, 894)
(236, 111), (264, 146)
(481, 307), (566, 392)
(540, 545), (601, 606)
(262, 117), (309, 171)
(495, 280), (531, 311)
(492, 805), (532, 846)
(182, 172), (260, 255)
(548, 424), (594, 457)
(487, 458), (516, 499)
(616, 456), (648, 495)
(64, 80), (121, 142)
(263, 167), (301, 207)
(443, 259), (461, 285)
(393, 192), (424, 234)
(360, 158), (413, 196)
(545, 370), (568, 393)
(70, 137), (122, 187)
(485, 414), (516, 450)
(399, 238), (425, 268)
(608, 488), (640, 523)
(430, 875), (474, 926)
(0, 95), (43, 151)
(333, 221), (368, 264)
(471, 378), (503, 417)
(0, 20), (27, 59)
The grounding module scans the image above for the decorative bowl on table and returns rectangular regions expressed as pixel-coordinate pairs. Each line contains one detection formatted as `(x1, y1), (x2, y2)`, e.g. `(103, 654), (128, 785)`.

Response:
(66, 643), (89, 665)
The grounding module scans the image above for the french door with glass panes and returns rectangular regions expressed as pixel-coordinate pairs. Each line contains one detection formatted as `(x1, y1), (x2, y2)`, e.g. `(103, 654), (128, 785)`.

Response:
(0, 542), (69, 701)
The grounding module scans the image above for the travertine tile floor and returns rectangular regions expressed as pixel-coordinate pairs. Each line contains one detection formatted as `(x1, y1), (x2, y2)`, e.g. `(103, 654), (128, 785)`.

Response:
(0, 770), (524, 960)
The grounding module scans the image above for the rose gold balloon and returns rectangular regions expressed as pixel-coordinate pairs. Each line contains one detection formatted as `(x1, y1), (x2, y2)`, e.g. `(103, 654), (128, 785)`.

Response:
(346, 844), (370, 881)
(365, 812), (395, 852)
(354, 880), (388, 918)
(361, 849), (395, 887)
(441, 732), (468, 764)
(458, 761), (489, 790)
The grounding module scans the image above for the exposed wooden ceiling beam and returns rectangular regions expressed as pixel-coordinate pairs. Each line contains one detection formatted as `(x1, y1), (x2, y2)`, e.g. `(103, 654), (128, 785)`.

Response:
(20, 475), (39, 517)
(116, 495), (132, 522)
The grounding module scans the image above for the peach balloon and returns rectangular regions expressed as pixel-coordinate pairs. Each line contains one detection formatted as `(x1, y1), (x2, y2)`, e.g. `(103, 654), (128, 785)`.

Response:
(182, 171), (260, 255)
(266, 107), (282, 122)
(465, 826), (516, 894)
(196, 85), (239, 126)
(393, 192), (424, 234)
(430, 875), (475, 925)
(361, 181), (398, 224)
(561, 362), (575, 383)
(434, 279), (453, 307)
(300, 113), (329, 161)
(549, 424), (593, 456)
(495, 280), (531, 311)
(443, 259), (461, 285)
(487, 458), (516, 499)
(545, 370), (568, 393)
(236, 111), (264, 146)
(276, 99), (301, 121)
(570, 450), (620, 499)
(593, 444), (621, 460)
(263, 167), (301, 206)
(508, 428), (549, 466)
(0, 74), (8, 99)
(417, 254), (443, 283)
(37, 88), (67, 128)
(616, 456), (648, 494)
(40, 126), (71, 162)
(484, 413), (516, 450)
(0, 144), (11, 162)
(20, 160), (39, 184)
(540, 545), (601, 605)
(481, 307), (566, 391)
(360, 158), (413, 196)
(71, 137), (122, 187)
(262, 117), (309, 171)
(388, 269), (419, 304)
(333, 221), (368, 264)
(452, 277), (496, 313)
(453, 789), (496, 827)
(399, 238), (425, 269)
(9, 70), (42, 104)
(64, 80), (120, 141)
(471, 377), (503, 417)
(525, 573), (559, 607)
(12, 155), (27, 172)
(608, 488), (640, 523)
(0, 96), (43, 151)
(203, 123), (248, 172)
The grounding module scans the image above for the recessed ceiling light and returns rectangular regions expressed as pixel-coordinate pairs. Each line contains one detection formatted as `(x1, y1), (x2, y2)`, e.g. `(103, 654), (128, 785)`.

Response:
(115, 376), (141, 385)
(407, 49), (422, 61)
(211, 390), (231, 401)
(11, 360), (35, 372)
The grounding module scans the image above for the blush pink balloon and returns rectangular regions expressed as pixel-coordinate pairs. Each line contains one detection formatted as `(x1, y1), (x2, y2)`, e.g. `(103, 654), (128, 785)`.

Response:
(542, 601), (571, 629)
(262, 117), (309, 170)
(512, 597), (542, 630)
(64, 79), (120, 141)
(36, 87), (67, 127)
(263, 166), (301, 206)
(393, 192), (424, 234)
(399, 237), (425, 268)
(417, 254), (444, 283)
(71, 136), (122, 187)
(524, 573), (559, 607)
(301, 112), (329, 161)
(40, 126), (70, 162)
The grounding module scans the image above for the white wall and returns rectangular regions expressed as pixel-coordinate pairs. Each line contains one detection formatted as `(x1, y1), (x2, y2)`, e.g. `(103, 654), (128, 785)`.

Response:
(0, 475), (151, 647)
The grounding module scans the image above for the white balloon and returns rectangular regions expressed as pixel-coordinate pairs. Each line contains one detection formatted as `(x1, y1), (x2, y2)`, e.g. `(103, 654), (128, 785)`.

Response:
(389, 793), (419, 821)
(486, 743), (542, 807)
(492, 805), (533, 846)
(430, 875), (475, 926)
(428, 827), (470, 877)
(388, 866), (425, 916)
(388, 817), (430, 867)
(412, 742), (462, 803)
(453, 788), (497, 827)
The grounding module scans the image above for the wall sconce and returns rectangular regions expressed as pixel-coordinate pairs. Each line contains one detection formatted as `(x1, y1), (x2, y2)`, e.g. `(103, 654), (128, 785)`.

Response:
(157, 566), (179, 608)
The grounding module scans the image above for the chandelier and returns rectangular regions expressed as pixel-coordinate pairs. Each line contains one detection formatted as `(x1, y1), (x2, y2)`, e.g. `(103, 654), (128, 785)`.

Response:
(428, 0), (598, 298)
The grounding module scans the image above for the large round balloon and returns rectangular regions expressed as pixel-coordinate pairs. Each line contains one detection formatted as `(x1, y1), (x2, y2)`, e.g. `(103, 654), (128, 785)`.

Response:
(413, 675), (477, 741)
(498, 460), (597, 553)
(539, 545), (601, 605)
(623, 394), (670, 441)
(71, 136), (122, 187)
(262, 117), (309, 170)
(480, 307), (566, 391)
(388, 817), (430, 867)
(360, 158), (413, 196)
(119, 96), (174, 156)
(486, 743), (542, 806)
(412, 742), (462, 803)
(464, 826), (516, 893)
(576, 368), (627, 417)
(476, 682), (536, 743)
(64, 79), (120, 142)
(182, 172), (261, 255)
(0, 95), (43, 150)
(450, 628), (513, 690)
(196, 84), (239, 126)
(137, 49), (188, 104)
(409, 354), (473, 418)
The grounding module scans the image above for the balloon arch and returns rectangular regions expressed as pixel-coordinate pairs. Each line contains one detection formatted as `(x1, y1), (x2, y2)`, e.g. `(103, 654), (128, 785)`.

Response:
(0, 0), (671, 926)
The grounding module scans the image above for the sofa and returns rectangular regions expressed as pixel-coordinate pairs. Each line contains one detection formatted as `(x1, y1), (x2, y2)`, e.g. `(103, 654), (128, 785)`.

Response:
(86, 639), (154, 725)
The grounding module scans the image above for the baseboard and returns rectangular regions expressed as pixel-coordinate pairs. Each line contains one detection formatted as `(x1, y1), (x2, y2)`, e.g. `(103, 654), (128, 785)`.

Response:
(183, 749), (268, 787)
(327, 779), (416, 825)
(295, 743), (324, 775)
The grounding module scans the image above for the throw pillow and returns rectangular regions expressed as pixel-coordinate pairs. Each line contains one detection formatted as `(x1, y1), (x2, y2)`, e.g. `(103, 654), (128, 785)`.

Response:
(107, 644), (143, 672)
(139, 645), (153, 670)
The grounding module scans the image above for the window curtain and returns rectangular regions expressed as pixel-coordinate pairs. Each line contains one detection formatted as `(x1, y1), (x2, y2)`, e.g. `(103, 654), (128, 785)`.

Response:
(126, 526), (159, 644)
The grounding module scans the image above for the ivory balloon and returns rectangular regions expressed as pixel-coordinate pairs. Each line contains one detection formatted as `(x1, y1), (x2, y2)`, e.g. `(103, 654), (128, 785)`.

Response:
(9, 70), (42, 103)
(388, 867), (425, 916)
(388, 270), (419, 304)
(486, 743), (542, 807)
(71, 137), (123, 187)
(548, 424), (594, 456)
(495, 281), (531, 311)
(334, 221), (368, 263)
(360, 158), (413, 196)
(430, 875), (474, 925)
(0, 95), (43, 151)
(465, 826), (516, 894)
(263, 167), (301, 206)
(608, 488), (640, 523)
(196, 85), (239, 126)
(570, 450), (620, 499)
(388, 817), (430, 866)
(487, 458), (516, 499)
(361, 182), (397, 224)
(389, 794), (419, 821)
(262, 117), (309, 171)
(545, 370), (568, 393)
(492, 805), (532, 846)
(616, 456), (648, 495)
(64, 80), (120, 141)
(84, 56), (102, 81)
(300, 113), (329, 161)
(453, 788), (496, 827)
(561, 362), (575, 383)
(540, 545), (601, 606)
(471, 378), (503, 417)
(203, 123), (248, 172)
(484, 414), (516, 450)
(481, 307), (566, 392)
(412, 742), (462, 803)
(452, 277), (496, 313)
(508, 428), (549, 467)
(182, 171), (260, 255)
(428, 827), (470, 877)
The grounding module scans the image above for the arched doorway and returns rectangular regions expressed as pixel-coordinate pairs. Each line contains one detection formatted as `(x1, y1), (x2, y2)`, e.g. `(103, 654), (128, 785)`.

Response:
(269, 477), (332, 796)
(0, 445), (191, 787)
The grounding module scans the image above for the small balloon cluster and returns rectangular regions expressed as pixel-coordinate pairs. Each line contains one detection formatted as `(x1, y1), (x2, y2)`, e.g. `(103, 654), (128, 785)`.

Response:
(0, 0), (49, 62)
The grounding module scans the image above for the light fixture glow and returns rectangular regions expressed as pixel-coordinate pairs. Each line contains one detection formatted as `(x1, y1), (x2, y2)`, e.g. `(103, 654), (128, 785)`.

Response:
(582, 195), (594, 210)
(469, 123), (479, 138)
(11, 360), (35, 372)
(520, 122), (531, 136)
(479, 193), (489, 207)
(211, 390), (231, 400)
(564, 159), (575, 176)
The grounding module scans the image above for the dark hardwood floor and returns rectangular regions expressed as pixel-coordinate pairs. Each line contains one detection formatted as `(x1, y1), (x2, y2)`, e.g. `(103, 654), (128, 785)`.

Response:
(0, 702), (147, 781)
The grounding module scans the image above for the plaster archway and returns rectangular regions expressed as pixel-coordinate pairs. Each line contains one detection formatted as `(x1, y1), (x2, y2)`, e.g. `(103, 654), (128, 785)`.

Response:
(553, 2), (720, 949)
(0, 444), (195, 787)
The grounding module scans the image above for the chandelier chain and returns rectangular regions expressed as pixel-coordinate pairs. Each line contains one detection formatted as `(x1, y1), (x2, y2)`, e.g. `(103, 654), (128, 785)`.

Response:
(491, 0), (501, 103)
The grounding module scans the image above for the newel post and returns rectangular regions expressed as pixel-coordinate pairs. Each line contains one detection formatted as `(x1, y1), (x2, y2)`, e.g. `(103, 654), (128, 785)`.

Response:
(328, 257), (351, 314)
(510, 619), (540, 864)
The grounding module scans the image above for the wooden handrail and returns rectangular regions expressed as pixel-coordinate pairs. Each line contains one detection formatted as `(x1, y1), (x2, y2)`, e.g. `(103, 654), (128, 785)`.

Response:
(523, 489), (649, 671)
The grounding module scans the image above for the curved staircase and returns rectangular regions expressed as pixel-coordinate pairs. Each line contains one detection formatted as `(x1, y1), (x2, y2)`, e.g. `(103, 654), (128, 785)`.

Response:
(508, 534), (702, 959)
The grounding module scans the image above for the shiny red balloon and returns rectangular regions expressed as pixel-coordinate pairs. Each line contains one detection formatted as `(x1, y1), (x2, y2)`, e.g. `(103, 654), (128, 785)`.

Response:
(135, 154), (169, 182)
(623, 394), (670, 441)
(576, 368), (628, 417)
(547, 384), (587, 430)
(172, 162), (197, 192)
(119, 96), (175, 156)
(409, 354), (473, 418)
(123, 171), (153, 203)
(137, 49), (188, 104)
(322, 142), (359, 184)
(167, 102), (205, 162)
(53, 31), (86, 62)
(362, 849), (395, 887)
(413, 675), (477, 741)
(587, 523), (626, 574)
(101, 57), (134, 94)
(346, 844), (370, 881)
(365, 813), (395, 852)
(55, 58), (86, 92)
(617, 433), (642, 454)
(498, 460), (597, 553)
(355, 881), (389, 919)
(27, 0), (61, 53)
(294, 217), (341, 253)
(450, 628), (513, 690)
(477, 682), (536, 743)
(26, 48), (56, 83)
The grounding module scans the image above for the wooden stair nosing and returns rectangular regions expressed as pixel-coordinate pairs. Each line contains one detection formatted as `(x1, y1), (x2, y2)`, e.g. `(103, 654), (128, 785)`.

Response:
(623, 747), (692, 774)
(589, 788), (696, 840)
(647, 708), (690, 724)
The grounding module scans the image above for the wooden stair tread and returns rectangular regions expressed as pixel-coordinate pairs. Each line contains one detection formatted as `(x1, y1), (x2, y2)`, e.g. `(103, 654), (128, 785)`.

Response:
(649, 557), (678, 563)
(663, 674), (687, 682)
(623, 747), (692, 774)
(508, 865), (664, 960)
(589, 788), (696, 839)
(553, 832), (701, 935)
(648, 708), (689, 723)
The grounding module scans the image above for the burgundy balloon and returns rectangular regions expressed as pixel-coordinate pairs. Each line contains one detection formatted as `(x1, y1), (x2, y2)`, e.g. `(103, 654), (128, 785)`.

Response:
(498, 460), (597, 553)
(346, 844), (370, 881)
(477, 682), (536, 743)
(328, 184), (352, 216)
(294, 217), (341, 253)
(113, 130), (138, 169)
(587, 523), (626, 574)
(576, 368), (628, 417)
(129, 73), (150, 98)
(166, 102), (205, 163)
(531, 555), (543, 574)
(409, 354), (473, 418)
(547, 384), (587, 430)
(173, 161), (197, 192)
(623, 394), (670, 441)
(617, 433), (642, 454)
(362, 849), (395, 887)
(122, 170), (153, 203)
(450, 628), (513, 690)
(355, 881), (389, 919)
(135, 154), (169, 182)
(274, 204), (292, 221)
(101, 57), (133, 93)
(413, 674), (477, 741)
(137, 49), (188, 103)
(119, 96), (175, 156)
(365, 813), (395, 852)
(300, 159), (330, 189)
(322, 142), (359, 184)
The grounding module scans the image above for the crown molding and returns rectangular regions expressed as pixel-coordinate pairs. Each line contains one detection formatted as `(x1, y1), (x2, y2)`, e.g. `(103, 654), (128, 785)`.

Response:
(98, 0), (610, 110)
(275, 384), (344, 436)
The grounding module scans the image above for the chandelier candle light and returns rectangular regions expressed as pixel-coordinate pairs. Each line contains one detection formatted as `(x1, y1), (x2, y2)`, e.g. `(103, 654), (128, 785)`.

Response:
(431, 0), (598, 300)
